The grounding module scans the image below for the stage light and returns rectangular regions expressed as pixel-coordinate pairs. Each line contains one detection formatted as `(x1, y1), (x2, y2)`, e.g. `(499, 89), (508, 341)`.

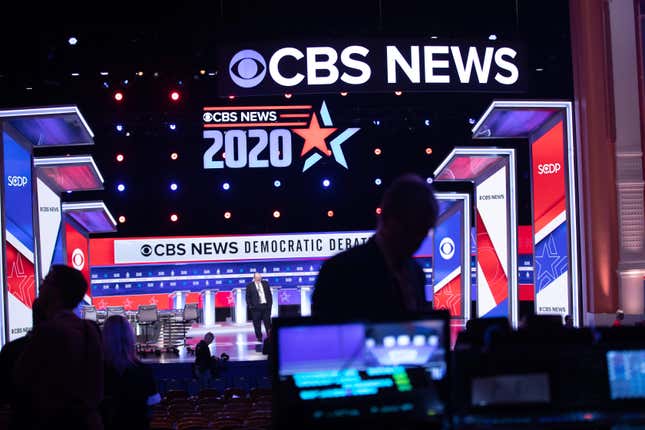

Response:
(123, 79), (129, 85)
(100, 72), (109, 76)
(536, 67), (544, 72)
(426, 177), (434, 184)
(222, 182), (230, 191)
(170, 152), (179, 160)
(25, 87), (32, 91)
(117, 183), (125, 192)
(178, 80), (183, 86)
(374, 178), (382, 186)
(374, 148), (382, 156)
(116, 154), (124, 162)
(430, 35), (438, 39)
(424, 119), (431, 126)
(425, 147), (433, 155)
(228, 95), (235, 100)
(170, 90), (181, 102)
(170, 182), (178, 191)
(224, 211), (232, 219)
(118, 215), (126, 224)
(376, 207), (382, 215)
(394, 90), (403, 96)
(115, 124), (124, 132)
(66, 190), (73, 194)
(71, 72), (80, 77)
(488, 34), (498, 41)
(273, 180), (282, 188)
(322, 178), (331, 188)
(340, 91), (348, 96)
(327, 210), (334, 218)
(170, 213), (179, 222)
(102, 81), (109, 88)
(373, 120), (381, 126)
(273, 210), (281, 219)
(284, 93), (292, 99)
(169, 123), (176, 131)
(208, 72), (216, 76)
(468, 117), (476, 125)
(68, 37), (78, 45)
(114, 91), (124, 102)
(125, 132), (131, 137)
(199, 69), (206, 75)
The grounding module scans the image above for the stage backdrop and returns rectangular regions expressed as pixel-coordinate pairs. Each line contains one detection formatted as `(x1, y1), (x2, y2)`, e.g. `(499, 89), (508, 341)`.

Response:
(89, 229), (534, 313)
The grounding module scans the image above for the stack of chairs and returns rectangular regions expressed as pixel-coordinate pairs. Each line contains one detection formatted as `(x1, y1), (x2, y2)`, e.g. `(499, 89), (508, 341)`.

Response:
(149, 387), (272, 430)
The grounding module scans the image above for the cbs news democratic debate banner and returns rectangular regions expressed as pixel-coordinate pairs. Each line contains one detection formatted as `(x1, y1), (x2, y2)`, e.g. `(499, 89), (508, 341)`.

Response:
(217, 39), (527, 96)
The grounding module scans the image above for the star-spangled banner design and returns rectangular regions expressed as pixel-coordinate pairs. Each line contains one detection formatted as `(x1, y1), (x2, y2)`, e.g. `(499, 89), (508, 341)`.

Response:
(534, 222), (568, 292)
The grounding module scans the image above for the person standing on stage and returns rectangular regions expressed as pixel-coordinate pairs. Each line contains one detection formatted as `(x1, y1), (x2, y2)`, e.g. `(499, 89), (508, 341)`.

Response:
(313, 174), (438, 319)
(246, 272), (273, 342)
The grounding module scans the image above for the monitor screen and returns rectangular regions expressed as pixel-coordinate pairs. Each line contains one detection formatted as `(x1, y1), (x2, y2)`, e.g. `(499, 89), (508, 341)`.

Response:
(607, 350), (645, 400)
(471, 373), (551, 406)
(274, 317), (448, 426)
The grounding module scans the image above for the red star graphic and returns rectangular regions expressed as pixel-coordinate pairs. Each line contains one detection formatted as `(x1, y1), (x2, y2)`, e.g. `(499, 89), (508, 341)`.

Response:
(293, 113), (336, 157)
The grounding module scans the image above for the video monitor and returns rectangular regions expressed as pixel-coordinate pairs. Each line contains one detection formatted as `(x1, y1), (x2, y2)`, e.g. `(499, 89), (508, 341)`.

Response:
(273, 313), (449, 428)
(607, 350), (645, 400)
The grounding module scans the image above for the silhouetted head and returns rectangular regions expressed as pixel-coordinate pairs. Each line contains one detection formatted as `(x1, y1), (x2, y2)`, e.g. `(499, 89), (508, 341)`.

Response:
(564, 315), (573, 327)
(204, 332), (215, 344)
(377, 174), (438, 262)
(103, 315), (137, 374)
(39, 265), (87, 315)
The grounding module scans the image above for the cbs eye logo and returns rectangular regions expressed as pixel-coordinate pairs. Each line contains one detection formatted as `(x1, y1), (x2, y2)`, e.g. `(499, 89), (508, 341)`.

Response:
(439, 237), (455, 260)
(140, 244), (153, 257)
(229, 49), (266, 88)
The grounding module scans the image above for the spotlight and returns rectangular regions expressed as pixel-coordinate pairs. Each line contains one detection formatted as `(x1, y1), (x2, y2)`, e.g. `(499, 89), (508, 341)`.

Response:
(322, 178), (331, 188)
(224, 211), (232, 219)
(170, 152), (179, 160)
(116, 154), (124, 162)
(228, 95), (235, 100)
(170, 213), (179, 222)
(426, 177), (434, 184)
(102, 82), (109, 88)
(117, 183), (125, 192)
(373, 120), (381, 126)
(208, 72), (216, 76)
(394, 90), (403, 96)
(68, 37), (78, 45)
(375, 178), (382, 186)
(114, 91), (124, 102)
(169, 123), (177, 131)
(374, 148), (382, 156)
(430, 35), (438, 39)
(71, 72), (80, 77)
(327, 210), (334, 218)
(25, 87), (32, 91)
(170, 90), (181, 102)
(222, 182), (230, 191)
(170, 182), (178, 191)
(273, 210), (281, 219)
(468, 118), (476, 125)
(284, 93), (292, 99)
(123, 79), (129, 85)
(199, 69), (206, 75)
(488, 34), (498, 41)
(125, 132), (131, 137)
(100, 72), (109, 76)
(340, 91), (348, 96)
(535, 67), (544, 72)
(118, 215), (126, 224)
(153, 72), (159, 78)
(136, 71), (144, 77)
(425, 147), (433, 155)
(376, 207), (382, 215)
(115, 124), (124, 132)
(424, 119), (431, 126)
(273, 180), (282, 188)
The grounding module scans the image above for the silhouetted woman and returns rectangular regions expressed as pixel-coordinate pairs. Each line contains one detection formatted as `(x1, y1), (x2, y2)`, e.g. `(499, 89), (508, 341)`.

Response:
(102, 315), (161, 430)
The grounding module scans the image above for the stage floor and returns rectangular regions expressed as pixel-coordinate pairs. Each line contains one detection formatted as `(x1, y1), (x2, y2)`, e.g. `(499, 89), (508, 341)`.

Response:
(139, 322), (268, 364)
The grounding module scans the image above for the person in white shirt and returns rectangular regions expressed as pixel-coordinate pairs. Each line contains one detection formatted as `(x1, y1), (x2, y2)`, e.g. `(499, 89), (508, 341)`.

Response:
(245, 272), (273, 341)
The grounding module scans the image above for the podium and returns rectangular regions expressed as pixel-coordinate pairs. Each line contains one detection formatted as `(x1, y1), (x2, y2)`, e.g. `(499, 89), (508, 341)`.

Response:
(231, 287), (247, 324)
(169, 290), (190, 310)
(200, 289), (219, 326)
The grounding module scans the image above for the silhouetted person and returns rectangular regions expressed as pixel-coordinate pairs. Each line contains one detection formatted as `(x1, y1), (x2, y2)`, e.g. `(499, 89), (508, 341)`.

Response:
(246, 272), (272, 341)
(613, 309), (625, 327)
(0, 298), (45, 429)
(13, 265), (103, 430)
(102, 315), (160, 430)
(313, 174), (438, 319)
(195, 332), (215, 380)
(564, 315), (573, 328)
